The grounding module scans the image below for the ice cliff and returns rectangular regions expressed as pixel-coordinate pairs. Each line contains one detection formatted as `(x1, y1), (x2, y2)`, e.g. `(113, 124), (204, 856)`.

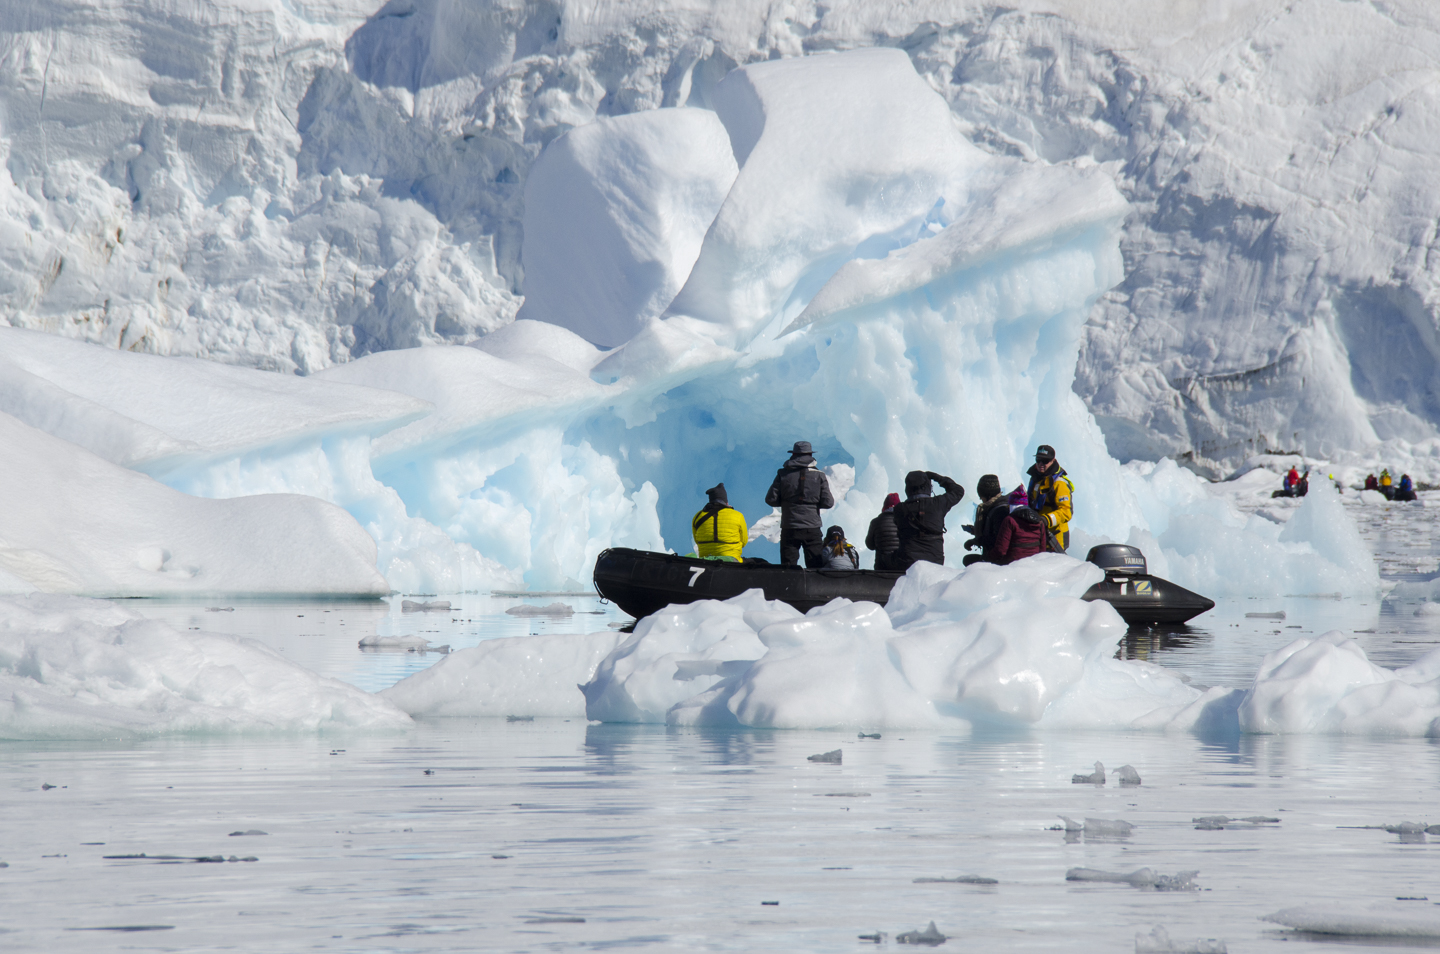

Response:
(5, 0), (1440, 476)
(0, 11), (1385, 596)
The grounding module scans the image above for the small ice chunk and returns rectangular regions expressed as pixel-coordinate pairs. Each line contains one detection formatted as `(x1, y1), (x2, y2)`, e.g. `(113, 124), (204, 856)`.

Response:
(1135, 925), (1228, 953)
(1415, 603), (1440, 617)
(505, 602), (574, 617)
(358, 635), (449, 653)
(401, 600), (451, 613)
(1383, 821), (1428, 833)
(896, 921), (947, 945)
(914, 874), (998, 884)
(858, 933), (888, 943)
(1245, 611), (1286, 619)
(506, 715), (535, 722)
(1083, 817), (1135, 836)
(1072, 761), (1105, 784)
(204, 607), (234, 612)
(1115, 764), (1142, 785)
(227, 830), (267, 837)
(857, 732), (881, 739)
(807, 749), (842, 763)
(1058, 815), (1084, 832)
(1066, 867), (1198, 890)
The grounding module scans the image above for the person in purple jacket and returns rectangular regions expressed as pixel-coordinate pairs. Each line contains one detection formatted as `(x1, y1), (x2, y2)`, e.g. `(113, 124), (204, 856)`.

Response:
(994, 487), (1048, 565)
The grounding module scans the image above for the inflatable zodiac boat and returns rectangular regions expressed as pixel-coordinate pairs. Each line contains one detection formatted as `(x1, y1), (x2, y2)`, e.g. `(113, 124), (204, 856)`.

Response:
(592, 544), (1213, 626)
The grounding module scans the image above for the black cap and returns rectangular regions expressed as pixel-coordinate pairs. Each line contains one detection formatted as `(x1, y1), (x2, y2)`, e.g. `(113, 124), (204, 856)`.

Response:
(1035, 444), (1056, 462)
(904, 470), (931, 494)
(825, 525), (844, 541)
(706, 482), (728, 504)
(791, 441), (812, 456)
(977, 474), (1001, 499)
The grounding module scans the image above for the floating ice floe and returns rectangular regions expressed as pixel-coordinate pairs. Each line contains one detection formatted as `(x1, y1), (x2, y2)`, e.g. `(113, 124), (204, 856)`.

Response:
(357, 635), (449, 654)
(1072, 761), (1106, 783)
(1263, 903), (1440, 937)
(1135, 925), (1227, 953)
(380, 630), (624, 719)
(0, 594), (411, 739)
(1066, 868), (1199, 891)
(401, 600), (451, 613)
(504, 602), (575, 617)
(1238, 632), (1440, 734)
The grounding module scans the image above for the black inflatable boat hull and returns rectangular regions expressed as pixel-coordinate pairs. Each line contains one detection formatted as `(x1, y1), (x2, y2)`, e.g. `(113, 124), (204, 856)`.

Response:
(1079, 573), (1215, 625)
(593, 548), (902, 618)
(594, 548), (1216, 625)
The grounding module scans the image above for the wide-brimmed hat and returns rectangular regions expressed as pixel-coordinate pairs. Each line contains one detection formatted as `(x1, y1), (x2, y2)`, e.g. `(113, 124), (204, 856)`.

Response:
(790, 441), (812, 456)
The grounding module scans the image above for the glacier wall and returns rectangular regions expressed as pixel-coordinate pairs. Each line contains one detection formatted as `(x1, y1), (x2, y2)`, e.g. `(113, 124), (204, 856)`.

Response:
(5, 1), (1440, 474)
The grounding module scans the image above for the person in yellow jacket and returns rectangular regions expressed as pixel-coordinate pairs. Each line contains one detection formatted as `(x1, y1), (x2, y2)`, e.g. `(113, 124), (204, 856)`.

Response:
(1026, 444), (1074, 550)
(691, 482), (747, 561)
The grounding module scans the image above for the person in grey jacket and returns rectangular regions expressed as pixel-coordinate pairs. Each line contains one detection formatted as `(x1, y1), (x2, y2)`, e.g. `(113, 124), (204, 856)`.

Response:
(765, 440), (835, 567)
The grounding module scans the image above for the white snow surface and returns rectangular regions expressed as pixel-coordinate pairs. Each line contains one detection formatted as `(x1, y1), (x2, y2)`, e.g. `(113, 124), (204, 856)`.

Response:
(0, 594), (411, 739)
(1264, 903), (1440, 938)
(0, 410), (388, 597)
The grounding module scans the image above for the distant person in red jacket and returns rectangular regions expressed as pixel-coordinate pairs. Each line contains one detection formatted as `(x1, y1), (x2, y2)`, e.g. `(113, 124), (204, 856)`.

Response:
(995, 487), (1048, 565)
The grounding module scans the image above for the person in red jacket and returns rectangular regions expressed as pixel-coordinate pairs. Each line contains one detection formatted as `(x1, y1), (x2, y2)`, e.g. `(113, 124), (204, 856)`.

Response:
(994, 487), (1048, 565)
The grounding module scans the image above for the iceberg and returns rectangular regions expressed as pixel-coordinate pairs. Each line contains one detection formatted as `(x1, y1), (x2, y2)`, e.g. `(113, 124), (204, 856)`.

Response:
(0, 30), (1383, 601)
(0, 594), (411, 739)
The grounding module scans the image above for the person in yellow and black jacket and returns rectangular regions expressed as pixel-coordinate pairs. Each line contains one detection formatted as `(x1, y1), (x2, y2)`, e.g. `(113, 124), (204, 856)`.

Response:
(691, 483), (747, 561)
(1026, 444), (1073, 551)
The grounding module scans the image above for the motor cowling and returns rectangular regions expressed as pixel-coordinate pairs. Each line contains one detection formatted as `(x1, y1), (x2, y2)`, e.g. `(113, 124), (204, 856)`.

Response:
(1086, 544), (1147, 576)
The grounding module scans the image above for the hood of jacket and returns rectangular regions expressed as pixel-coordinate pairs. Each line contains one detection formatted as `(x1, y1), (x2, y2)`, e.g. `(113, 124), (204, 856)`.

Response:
(784, 455), (816, 470)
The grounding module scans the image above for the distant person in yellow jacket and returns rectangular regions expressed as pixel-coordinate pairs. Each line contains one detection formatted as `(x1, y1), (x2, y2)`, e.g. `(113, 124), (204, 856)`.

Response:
(1026, 444), (1074, 551)
(691, 483), (747, 561)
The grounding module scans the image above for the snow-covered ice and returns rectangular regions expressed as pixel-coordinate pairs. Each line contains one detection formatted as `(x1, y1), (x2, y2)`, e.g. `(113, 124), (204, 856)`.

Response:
(0, 594), (410, 739)
(0, 411), (388, 597)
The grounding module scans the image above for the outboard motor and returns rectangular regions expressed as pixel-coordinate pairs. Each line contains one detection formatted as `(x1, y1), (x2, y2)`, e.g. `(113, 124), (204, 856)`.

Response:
(1086, 544), (1147, 576)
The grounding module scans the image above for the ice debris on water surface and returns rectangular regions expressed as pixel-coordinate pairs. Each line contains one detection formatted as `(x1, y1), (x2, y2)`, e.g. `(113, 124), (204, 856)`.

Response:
(401, 600), (451, 613)
(1193, 815), (1280, 829)
(1115, 764), (1142, 785)
(1067, 868), (1199, 891)
(1135, 925), (1227, 953)
(1245, 611), (1286, 619)
(1057, 816), (1134, 838)
(505, 602), (575, 617)
(1072, 761), (1105, 784)
(357, 635), (449, 653)
(914, 874), (998, 884)
(896, 921), (947, 945)
(808, 749), (842, 763)
(227, 830), (267, 837)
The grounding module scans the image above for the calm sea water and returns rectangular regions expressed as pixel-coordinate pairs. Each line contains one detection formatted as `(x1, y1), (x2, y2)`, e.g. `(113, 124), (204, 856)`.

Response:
(3, 494), (1439, 952)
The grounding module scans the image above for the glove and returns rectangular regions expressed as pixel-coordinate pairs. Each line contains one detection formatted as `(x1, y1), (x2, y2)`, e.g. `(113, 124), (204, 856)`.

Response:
(964, 539), (975, 551)
(961, 524), (975, 534)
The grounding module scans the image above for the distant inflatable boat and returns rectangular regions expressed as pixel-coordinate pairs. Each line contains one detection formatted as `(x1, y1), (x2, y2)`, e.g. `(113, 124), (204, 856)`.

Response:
(592, 544), (1213, 626)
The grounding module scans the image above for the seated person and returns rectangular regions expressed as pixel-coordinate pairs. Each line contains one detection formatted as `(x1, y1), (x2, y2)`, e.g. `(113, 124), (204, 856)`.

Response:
(691, 483), (747, 561)
(962, 474), (1008, 566)
(994, 487), (1048, 565)
(821, 525), (860, 570)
